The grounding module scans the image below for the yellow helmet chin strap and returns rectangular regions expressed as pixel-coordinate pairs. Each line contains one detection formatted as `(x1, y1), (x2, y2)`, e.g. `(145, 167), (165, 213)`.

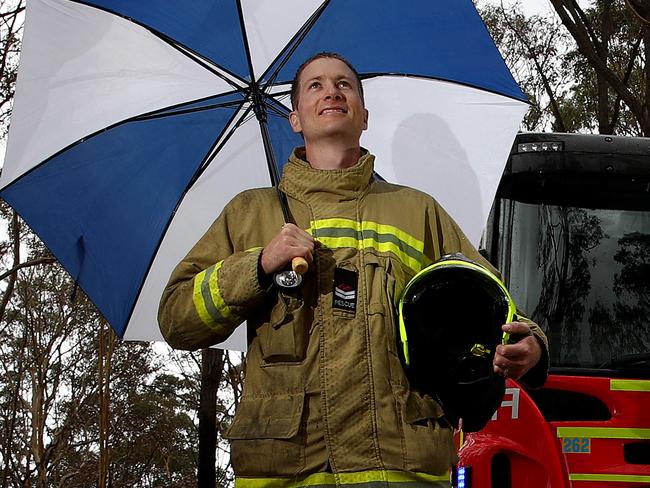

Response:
(398, 258), (516, 367)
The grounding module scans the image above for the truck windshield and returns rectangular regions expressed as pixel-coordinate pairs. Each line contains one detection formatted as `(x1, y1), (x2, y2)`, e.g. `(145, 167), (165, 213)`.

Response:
(497, 200), (650, 371)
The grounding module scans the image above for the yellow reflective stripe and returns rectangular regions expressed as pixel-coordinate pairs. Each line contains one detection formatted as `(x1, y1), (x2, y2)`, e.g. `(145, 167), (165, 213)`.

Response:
(398, 308), (410, 365)
(363, 220), (424, 252)
(310, 218), (428, 273)
(341, 470), (448, 484)
(557, 427), (650, 439)
(235, 470), (450, 488)
(569, 473), (650, 483)
(192, 261), (238, 329)
(362, 236), (422, 272)
(310, 217), (359, 232)
(318, 235), (361, 249)
(611, 379), (650, 392)
(192, 247), (261, 328)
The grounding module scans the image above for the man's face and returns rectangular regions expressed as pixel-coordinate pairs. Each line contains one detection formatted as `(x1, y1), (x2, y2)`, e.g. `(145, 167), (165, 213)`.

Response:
(289, 57), (368, 144)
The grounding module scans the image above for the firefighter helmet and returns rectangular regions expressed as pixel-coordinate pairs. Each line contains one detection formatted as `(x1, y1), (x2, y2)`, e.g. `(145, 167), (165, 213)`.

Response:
(397, 253), (516, 431)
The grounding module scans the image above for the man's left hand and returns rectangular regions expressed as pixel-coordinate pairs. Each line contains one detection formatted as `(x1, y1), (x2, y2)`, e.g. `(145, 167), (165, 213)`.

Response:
(493, 321), (542, 380)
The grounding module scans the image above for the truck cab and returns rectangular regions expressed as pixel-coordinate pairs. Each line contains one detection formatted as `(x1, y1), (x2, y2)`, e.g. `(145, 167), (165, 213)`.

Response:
(455, 132), (650, 487)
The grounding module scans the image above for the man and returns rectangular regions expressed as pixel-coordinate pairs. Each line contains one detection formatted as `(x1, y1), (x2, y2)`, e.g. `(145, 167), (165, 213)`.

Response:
(159, 52), (547, 487)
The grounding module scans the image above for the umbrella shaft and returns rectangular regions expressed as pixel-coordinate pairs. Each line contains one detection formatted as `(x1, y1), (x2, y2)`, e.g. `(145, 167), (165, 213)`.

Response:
(250, 83), (290, 223)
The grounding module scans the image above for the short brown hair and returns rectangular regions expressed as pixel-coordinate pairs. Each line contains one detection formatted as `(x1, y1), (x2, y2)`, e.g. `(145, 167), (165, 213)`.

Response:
(290, 52), (364, 110)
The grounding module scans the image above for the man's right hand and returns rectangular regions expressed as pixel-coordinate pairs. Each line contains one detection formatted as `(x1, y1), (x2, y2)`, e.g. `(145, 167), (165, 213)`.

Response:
(260, 223), (316, 275)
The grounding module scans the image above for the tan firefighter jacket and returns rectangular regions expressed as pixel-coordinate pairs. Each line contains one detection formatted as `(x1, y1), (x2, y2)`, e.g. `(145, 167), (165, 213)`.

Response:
(158, 149), (548, 488)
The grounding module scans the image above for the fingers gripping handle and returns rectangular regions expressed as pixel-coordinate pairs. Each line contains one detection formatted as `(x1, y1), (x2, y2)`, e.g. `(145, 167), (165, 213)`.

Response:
(292, 256), (308, 275)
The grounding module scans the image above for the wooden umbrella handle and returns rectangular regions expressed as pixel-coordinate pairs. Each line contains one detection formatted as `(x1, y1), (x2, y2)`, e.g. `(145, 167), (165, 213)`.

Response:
(292, 256), (309, 275)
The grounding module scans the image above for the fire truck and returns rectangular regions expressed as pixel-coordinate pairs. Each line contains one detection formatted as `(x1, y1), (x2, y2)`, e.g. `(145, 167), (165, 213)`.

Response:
(454, 132), (650, 487)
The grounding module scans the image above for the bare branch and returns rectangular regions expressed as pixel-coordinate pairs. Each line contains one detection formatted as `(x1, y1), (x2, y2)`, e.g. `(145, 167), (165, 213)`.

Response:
(0, 256), (56, 281)
(549, 0), (646, 124)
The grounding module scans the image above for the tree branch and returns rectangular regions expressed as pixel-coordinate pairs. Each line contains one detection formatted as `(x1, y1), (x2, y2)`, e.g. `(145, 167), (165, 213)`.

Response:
(0, 256), (56, 281)
(550, 0), (644, 119)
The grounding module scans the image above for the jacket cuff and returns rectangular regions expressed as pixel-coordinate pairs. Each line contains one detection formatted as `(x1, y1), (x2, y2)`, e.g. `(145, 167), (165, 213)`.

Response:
(219, 248), (269, 314)
(257, 250), (273, 292)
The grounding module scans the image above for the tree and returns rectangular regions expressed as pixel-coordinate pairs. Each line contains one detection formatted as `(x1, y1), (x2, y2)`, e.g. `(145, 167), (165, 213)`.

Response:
(0, 241), (101, 487)
(549, 0), (649, 135)
(0, 0), (23, 138)
(480, 4), (577, 131)
(0, 211), (224, 486)
(480, 0), (648, 136)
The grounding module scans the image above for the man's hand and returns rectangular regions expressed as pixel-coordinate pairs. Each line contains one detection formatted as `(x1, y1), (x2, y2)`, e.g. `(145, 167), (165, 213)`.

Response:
(493, 321), (542, 380)
(260, 224), (316, 275)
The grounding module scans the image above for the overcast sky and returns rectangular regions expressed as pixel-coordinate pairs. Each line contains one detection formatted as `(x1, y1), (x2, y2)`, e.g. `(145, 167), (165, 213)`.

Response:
(478, 0), (556, 16)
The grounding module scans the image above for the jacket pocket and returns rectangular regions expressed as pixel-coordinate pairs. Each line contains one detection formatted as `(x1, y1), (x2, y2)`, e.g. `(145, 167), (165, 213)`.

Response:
(399, 390), (457, 474)
(259, 292), (309, 364)
(224, 392), (305, 477)
(365, 253), (398, 357)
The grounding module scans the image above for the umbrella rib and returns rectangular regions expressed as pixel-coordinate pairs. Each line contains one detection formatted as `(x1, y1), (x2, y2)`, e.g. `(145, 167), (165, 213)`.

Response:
(133, 99), (245, 122)
(0, 92), (246, 195)
(200, 106), (255, 180)
(260, 1), (331, 90)
(265, 99), (290, 120)
(170, 41), (248, 92)
(358, 72), (531, 105)
(235, 0), (257, 84)
(70, 0), (250, 92)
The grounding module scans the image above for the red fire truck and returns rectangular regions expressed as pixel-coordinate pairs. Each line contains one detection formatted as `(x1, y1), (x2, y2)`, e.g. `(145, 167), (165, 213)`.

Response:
(454, 132), (650, 487)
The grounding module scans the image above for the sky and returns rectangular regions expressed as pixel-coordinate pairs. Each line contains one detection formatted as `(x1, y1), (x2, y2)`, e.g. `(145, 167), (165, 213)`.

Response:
(478, 0), (556, 16)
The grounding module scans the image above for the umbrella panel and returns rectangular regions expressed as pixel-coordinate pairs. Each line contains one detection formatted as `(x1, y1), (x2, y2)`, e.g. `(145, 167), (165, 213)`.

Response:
(126, 114), (294, 346)
(1, 97), (245, 337)
(263, 0), (526, 102)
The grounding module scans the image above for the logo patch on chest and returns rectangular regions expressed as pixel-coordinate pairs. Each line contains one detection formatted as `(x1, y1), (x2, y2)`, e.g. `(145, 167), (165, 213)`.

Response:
(332, 267), (358, 313)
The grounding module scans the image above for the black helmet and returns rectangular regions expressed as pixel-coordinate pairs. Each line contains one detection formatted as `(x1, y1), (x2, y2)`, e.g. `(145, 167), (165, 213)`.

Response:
(397, 253), (516, 431)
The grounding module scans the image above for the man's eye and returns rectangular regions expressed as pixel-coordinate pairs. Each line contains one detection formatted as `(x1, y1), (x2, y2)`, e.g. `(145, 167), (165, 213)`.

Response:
(309, 81), (320, 89)
(338, 81), (350, 88)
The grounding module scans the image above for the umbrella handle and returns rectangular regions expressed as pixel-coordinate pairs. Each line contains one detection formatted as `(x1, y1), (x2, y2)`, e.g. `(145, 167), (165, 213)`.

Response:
(292, 256), (308, 275)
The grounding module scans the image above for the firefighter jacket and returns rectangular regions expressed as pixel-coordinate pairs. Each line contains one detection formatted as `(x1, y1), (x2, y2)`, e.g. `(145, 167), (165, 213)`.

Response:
(159, 148), (548, 488)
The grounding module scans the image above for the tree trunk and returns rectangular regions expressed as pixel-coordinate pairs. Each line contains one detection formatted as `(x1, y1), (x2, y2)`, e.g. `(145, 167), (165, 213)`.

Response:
(643, 20), (650, 136)
(1, 331), (26, 488)
(98, 323), (115, 488)
(198, 348), (224, 488)
(596, 0), (612, 133)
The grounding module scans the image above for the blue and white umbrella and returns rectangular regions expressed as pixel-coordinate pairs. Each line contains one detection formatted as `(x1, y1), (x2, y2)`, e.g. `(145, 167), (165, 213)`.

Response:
(0, 0), (527, 349)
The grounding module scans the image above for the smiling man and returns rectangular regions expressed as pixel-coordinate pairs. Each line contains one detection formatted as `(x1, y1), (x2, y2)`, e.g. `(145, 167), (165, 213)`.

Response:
(288, 56), (368, 169)
(159, 52), (547, 488)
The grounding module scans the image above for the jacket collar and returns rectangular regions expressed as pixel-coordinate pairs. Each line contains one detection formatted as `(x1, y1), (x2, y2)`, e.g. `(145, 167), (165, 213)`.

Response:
(279, 147), (375, 203)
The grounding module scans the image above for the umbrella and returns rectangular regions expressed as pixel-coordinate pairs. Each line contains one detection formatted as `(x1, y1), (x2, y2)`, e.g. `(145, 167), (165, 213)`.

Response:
(0, 0), (528, 350)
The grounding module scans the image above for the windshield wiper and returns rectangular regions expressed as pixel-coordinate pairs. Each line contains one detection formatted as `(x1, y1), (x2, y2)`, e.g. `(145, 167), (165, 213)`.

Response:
(599, 352), (650, 369)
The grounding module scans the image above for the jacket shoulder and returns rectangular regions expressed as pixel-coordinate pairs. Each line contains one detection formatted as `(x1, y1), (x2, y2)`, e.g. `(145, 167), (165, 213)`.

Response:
(224, 187), (279, 213)
(370, 180), (440, 207)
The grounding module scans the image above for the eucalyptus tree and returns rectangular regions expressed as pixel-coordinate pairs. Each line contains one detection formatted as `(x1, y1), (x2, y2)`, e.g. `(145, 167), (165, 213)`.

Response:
(481, 0), (648, 136)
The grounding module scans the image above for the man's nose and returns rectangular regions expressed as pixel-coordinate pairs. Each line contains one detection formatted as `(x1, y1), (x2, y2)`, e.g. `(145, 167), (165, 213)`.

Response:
(324, 83), (343, 99)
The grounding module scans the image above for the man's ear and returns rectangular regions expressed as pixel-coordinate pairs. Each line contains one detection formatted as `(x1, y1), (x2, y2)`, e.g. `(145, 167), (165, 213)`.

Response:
(363, 108), (369, 131)
(289, 111), (302, 133)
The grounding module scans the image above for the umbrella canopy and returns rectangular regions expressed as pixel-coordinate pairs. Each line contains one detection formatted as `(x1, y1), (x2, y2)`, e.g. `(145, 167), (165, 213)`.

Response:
(0, 0), (528, 349)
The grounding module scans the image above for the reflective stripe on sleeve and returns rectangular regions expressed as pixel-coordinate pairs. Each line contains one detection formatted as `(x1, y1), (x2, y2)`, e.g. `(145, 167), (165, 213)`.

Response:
(193, 260), (239, 330)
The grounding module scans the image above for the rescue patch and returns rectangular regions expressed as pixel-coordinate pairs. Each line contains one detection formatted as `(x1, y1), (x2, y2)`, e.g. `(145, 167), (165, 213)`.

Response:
(332, 267), (358, 314)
